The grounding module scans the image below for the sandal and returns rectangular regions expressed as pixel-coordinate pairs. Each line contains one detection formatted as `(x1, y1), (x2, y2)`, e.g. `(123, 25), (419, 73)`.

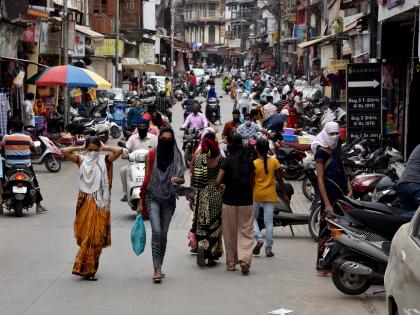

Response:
(227, 265), (236, 271)
(266, 251), (274, 257)
(153, 275), (162, 283)
(240, 262), (250, 275)
(83, 276), (98, 281)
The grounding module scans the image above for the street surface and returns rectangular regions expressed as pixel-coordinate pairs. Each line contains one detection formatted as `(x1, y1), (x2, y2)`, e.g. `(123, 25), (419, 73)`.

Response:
(0, 80), (386, 315)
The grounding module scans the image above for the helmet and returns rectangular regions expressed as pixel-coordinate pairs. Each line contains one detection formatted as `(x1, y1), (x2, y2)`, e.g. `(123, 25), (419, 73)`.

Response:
(188, 92), (195, 98)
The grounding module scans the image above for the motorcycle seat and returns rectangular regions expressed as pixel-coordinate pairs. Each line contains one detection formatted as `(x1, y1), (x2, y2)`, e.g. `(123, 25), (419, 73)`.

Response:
(277, 147), (297, 156)
(283, 142), (311, 152)
(348, 208), (411, 241)
(343, 196), (405, 215)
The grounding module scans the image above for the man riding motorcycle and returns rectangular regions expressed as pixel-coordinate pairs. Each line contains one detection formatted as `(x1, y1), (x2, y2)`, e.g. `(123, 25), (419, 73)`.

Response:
(182, 92), (200, 120)
(120, 118), (158, 202)
(1, 120), (47, 214)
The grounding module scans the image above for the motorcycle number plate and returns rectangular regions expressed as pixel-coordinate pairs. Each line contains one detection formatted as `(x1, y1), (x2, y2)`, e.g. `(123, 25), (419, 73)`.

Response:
(13, 186), (27, 194)
(322, 247), (330, 259)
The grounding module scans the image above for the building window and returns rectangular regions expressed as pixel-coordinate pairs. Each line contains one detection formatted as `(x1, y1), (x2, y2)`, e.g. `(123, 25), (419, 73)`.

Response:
(208, 3), (216, 17)
(208, 25), (216, 43)
(93, 0), (107, 14)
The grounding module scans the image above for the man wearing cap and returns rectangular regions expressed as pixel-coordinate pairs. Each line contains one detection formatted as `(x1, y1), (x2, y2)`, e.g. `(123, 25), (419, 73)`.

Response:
(120, 118), (158, 201)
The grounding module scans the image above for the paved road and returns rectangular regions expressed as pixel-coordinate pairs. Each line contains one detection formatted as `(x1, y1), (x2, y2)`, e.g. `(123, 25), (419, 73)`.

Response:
(0, 80), (386, 315)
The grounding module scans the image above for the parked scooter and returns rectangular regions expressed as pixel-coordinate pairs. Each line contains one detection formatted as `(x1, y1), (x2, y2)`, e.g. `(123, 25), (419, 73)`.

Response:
(32, 136), (63, 173)
(3, 167), (37, 217)
(321, 207), (411, 295)
(181, 127), (200, 167)
(256, 169), (318, 242)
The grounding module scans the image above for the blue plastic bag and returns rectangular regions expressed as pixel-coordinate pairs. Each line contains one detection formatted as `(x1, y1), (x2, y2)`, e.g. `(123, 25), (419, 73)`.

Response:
(131, 214), (146, 256)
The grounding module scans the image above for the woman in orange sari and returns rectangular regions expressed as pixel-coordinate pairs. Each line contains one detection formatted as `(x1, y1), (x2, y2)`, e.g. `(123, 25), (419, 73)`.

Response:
(62, 137), (122, 281)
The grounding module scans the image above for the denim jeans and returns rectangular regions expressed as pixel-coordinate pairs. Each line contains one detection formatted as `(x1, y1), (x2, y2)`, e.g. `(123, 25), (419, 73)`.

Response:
(398, 182), (420, 212)
(253, 201), (275, 252)
(149, 196), (176, 269)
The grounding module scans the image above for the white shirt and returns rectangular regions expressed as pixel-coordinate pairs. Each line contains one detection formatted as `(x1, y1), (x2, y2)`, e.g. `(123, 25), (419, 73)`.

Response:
(22, 100), (35, 127)
(211, 68), (217, 77)
(282, 84), (290, 95)
(126, 133), (158, 152)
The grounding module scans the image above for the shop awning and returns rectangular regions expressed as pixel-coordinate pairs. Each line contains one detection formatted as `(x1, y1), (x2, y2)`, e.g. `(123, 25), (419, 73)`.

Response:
(75, 25), (104, 39)
(162, 38), (191, 50)
(343, 12), (370, 33)
(122, 59), (166, 75)
(297, 34), (335, 49)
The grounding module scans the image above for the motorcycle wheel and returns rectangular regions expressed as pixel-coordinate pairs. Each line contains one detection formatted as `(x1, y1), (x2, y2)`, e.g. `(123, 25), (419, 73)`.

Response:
(332, 254), (372, 295)
(110, 126), (121, 139)
(99, 133), (109, 143)
(45, 155), (61, 173)
(14, 200), (23, 217)
(302, 177), (315, 201)
(280, 168), (302, 180)
(184, 148), (192, 169)
(308, 202), (320, 242)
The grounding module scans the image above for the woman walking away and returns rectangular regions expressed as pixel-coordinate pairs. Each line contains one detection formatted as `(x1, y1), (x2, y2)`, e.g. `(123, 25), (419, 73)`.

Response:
(62, 137), (122, 281)
(252, 139), (288, 258)
(311, 122), (352, 276)
(216, 134), (255, 275)
(191, 130), (224, 268)
(144, 127), (185, 283)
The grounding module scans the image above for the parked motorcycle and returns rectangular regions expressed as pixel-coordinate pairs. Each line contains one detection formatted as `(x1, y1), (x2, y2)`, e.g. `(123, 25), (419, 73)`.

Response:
(32, 136), (63, 173)
(174, 84), (184, 101)
(321, 200), (411, 295)
(3, 167), (37, 217)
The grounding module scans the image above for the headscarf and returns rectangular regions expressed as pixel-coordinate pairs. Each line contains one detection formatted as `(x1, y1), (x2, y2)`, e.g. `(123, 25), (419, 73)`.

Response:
(271, 88), (281, 103)
(261, 87), (271, 98)
(311, 121), (340, 153)
(79, 153), (110, 210)
(196, 127), (226, 158)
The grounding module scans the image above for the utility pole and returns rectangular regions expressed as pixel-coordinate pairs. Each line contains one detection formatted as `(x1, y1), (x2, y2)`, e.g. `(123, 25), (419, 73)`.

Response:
(277, 8), (282, 74)
(114, 0), (120, 87)
(170, 0), (175, 79)
(304, 0), (311, 82)
(63, 0), (69, 127)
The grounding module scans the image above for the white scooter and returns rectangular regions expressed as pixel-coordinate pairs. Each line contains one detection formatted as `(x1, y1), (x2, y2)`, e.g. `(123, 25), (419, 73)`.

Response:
(124, 149), (149, 211)
(32, 136), (64, 173)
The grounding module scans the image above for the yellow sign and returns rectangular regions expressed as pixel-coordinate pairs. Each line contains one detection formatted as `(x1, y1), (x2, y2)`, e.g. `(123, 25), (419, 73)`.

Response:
(328, 59), (348, 72)
(95, 39), (123, 56)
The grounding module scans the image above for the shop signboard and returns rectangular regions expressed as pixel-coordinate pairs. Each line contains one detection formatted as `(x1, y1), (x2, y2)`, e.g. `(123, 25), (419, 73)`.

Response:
(328, 59), (348, 72)
(139, 43), (155, 64)
(346, 63), (382, 147)
(95, 38), (123, 56)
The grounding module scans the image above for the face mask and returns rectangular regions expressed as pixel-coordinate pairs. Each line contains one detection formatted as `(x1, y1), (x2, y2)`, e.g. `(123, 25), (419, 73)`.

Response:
(137, 128), (148, 139)
(193, 110), (198, 114)
(245, 120), (252, 127)
(85, 151), (99, 160)
(233, 118), (240, 124)
(327, 135), (340, 149)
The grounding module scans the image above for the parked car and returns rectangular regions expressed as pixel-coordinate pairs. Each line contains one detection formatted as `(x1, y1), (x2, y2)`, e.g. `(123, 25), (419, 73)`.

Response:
(97, 88), (125, 102)
(146, 76), (166, 91)
(295, 86), (323, 101)
(191, 68), (205, 85)
(385, 209), (420, 315)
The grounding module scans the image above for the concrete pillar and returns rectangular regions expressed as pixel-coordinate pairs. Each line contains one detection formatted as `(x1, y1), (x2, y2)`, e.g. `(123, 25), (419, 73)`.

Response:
(204, 25), (209, 43)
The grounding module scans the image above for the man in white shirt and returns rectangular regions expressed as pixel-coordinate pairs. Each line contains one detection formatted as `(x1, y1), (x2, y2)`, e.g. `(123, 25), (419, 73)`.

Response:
(120, 118), (158, 201)
(22, 93), (35, 128)
(211, 67), (217, 79)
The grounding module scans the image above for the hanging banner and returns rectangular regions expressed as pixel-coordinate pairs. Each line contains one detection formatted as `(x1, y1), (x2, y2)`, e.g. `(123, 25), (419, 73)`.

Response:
(347, 63), (382, 147)
(40, 23), (61, 55)
(71, 35), (85, 57)
(120, 0), (141, 31)
(95, 38), (124, 56)
(23, 24), (41, 43)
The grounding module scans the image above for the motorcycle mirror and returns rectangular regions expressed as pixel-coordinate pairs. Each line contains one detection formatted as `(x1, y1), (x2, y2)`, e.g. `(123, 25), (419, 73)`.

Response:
(34, 141), (41, 147)
(219, 96), (223, 98)
(117, 141), (126, 148)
